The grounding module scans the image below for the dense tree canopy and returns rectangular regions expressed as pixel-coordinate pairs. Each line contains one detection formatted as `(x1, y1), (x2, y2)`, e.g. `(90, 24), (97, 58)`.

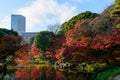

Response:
(15, 43), (30, 64)
(111, 0), (120, 17)
(0, 28), (18, 43)
(74, 5), (114, 37)
(29, 36), (34, 46)
(0, 30), (5, 38)
(45, 4), (120, 64)
(0, 28), (24, 63)
(0, 28), (18, 36)
(31, 43), (40, 57)
(34, 31), (56, 53)
(58, 11), (99, 35)
(111, 0), (120, 28)
(0, 34), (22, 62)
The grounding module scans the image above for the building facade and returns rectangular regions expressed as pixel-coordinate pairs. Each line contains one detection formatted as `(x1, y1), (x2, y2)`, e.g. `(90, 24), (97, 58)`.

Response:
(22, 32), (37, 41)
(11, 14), (37, 42)
(11, 14), (26, 35)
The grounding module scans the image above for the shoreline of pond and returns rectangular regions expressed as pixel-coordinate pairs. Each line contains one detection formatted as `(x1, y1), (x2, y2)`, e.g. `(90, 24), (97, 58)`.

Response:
(1, 62), (120, 80)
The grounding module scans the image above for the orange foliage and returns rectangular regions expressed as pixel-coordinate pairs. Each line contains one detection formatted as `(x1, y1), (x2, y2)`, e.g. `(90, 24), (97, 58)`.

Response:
(31, 43), (40, 57)
(56, 71), (63, 80)
(15, 68), (31, 80)
(55, 28), (120, 63)
(45, 36), (66, 61)
(15, 59), (29, 64)
(31, 67), (41, 80)
(15, 67), (41, 80)
(15, 43), (30, 64)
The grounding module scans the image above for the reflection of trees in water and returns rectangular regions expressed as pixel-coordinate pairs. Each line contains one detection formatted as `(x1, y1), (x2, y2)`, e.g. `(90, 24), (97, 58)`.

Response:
(0, 73), (15, 80)
(31, 66), (41, 80)
(46, 67), (56, 80)
(15, 68), (31, 80)
(64, 72), (89, 80)
(0, 73), (4, 80)
(0, 66), (16, 80)
(37, 67), (46, 80)
(56, 71), (88, 80)
(15, 67), (41, 80)
(0, 66), (90, 80)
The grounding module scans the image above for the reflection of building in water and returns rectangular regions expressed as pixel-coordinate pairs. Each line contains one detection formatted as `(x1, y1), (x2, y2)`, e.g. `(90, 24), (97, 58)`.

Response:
(11, 14), (37, 41)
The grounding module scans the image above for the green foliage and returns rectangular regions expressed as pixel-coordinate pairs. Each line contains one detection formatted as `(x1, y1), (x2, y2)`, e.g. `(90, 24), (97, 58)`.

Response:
(110, 0), (120, 28)
(0, 30), (5, 38)
(102, 5), (114, 16)
(111, 0), (120, 17)
(31, 56), (48, 64)
(0, 28), (18, 36)
(111, 1), (120, 29)
(116, 24), (120, 28)
(34, 31), (56, 53)
(78, 62), (106, 73)
(59, 11), (99, 34)
(29, 36), (34, 46)
(56, 26), (65, 38)
(111, 9), (120, 17)
(5, 55), (15, 64)
(0, 28), (18, 44)
(94, 66), (120, 80)
(73, 5), (114, 37)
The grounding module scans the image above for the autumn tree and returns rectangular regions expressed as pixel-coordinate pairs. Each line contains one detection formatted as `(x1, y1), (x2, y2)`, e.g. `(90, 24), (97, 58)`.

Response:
(15, 68), (31, 80)
(59, 11), (99, 34)
(46, 5), (120, 64)
(15, 43), (30, 64)
(0, 34), (22, 62)
(0, 28), (18, 43)
(54, 26), (120, 63)
(46, 36), (66, 62)
(0, 28), (22, 64)
(0, 28), (21, 63)
(31, 43), (40, 57)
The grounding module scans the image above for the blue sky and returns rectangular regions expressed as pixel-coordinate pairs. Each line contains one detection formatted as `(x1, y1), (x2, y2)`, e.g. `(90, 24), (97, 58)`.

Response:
(0, 0), (114, 32)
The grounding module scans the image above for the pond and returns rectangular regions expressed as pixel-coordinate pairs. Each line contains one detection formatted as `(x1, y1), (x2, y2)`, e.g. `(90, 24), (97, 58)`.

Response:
(0, 65), (92, 80)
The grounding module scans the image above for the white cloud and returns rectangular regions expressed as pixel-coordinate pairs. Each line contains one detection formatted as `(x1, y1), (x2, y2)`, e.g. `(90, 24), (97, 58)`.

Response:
(0, 16), (10, 30)
(15, 0), (76, 32)
(0, 0), (115, 32)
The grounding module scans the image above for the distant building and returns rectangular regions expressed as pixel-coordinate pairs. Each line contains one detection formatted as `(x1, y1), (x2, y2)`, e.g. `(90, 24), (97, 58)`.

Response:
(11, 14), (26, 35)
(11, 14), (37, 42)
(22, 32), (37, 41)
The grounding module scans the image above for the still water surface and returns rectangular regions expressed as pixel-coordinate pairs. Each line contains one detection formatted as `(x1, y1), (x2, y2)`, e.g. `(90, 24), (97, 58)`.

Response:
(0, 66), (91, 80)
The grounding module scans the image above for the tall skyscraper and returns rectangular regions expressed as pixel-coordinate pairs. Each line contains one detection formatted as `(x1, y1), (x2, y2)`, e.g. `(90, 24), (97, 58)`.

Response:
(11, 14), (37, 42)
(11, 14), (26, 35)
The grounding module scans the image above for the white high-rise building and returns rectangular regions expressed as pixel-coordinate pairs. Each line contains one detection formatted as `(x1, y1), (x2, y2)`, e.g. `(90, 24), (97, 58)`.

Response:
(11, 14), (37, 42)
(11, 14), (26, 35)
